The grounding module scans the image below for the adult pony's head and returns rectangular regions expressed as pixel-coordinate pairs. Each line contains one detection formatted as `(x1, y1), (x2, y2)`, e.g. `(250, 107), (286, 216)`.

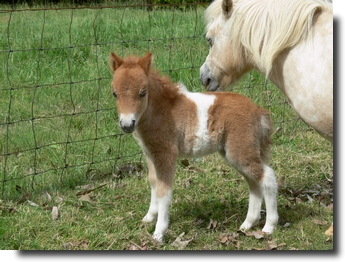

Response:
(109, 52), (152, 133)
(200, 0), (327, 91)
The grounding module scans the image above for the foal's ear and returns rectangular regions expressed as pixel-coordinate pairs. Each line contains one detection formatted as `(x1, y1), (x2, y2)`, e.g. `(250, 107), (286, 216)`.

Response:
(109, 52), (124, 73)
(221, 0), (233, 19)
(138, 52), (153, 75)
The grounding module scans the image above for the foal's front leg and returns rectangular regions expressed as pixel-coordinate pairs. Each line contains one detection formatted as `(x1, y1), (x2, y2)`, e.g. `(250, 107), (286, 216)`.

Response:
(142, 157), (158, 223)
(149, 153), (176, 243)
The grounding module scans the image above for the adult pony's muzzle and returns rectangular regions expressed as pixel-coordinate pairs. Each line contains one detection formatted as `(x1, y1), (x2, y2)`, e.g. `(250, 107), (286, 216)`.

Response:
(200, 62), (221, 91)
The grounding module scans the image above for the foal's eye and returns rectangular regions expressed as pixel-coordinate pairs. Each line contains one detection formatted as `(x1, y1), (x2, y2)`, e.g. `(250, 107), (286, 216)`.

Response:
(113, 91), (117, 98)
(140, 89), (147, 98)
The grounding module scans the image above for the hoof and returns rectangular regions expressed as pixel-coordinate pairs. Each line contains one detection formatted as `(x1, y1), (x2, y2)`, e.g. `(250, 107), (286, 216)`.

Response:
(152, 233), (164, 243)
(142, 213), (156, 223)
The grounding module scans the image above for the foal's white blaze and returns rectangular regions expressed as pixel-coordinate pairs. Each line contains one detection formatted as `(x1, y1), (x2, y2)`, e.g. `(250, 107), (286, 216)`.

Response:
(180, 92), (217, 157)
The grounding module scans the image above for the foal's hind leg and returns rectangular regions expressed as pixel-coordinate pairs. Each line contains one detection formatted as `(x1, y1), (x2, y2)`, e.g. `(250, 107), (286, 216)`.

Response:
(240, 175), (263, 231)
(239, 164), (278, 233)
(260, 165), (279, 233)
(223, 150), (278, 233)
(240, 163), (278, 233)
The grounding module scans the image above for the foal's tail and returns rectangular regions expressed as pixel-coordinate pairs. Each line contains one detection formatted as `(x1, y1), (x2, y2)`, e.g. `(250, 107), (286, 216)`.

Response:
(259, 109), (273, 164)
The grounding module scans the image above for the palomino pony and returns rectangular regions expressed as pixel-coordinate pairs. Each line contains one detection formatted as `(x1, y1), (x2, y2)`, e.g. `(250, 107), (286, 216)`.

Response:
(200, 0), (333, 142)
(109, 52), (278, 242)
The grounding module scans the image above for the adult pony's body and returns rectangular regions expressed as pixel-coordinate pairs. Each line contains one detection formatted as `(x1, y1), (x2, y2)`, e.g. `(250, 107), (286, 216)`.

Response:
(200, 0), (333, 142)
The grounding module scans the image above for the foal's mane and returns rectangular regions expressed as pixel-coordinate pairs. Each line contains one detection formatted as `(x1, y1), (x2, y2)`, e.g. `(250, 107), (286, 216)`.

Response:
(123, 55), (179, 100)
(205, 0), (332, 76)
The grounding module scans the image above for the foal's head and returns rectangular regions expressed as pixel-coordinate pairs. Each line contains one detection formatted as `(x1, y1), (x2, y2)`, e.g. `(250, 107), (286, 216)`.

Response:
(109, 52), (152, 133)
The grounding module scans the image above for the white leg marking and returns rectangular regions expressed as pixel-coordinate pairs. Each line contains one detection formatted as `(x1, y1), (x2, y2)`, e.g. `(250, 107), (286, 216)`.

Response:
(261, 165), (279, 233)
(142, 185), (158, 223)
(152, 190), (172, 242)
(182, 92), (216, 156)
(240, 182), (263, 232)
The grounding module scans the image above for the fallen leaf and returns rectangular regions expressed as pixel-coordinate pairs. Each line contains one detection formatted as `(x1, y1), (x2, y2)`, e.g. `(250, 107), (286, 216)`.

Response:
(206, 219), (217, 230)
(128, 244), (141, 250)
(63, 243), (71, 250)
(184, 178), (192, 188)
(220, 236), (228, 244)
(78, 194), (93, 204)
(245, 231), (265, 239)
(52, 206), (59, 221)
(114, 195), (123, 200)
(42, 192), (52, 206)
(27, 200), (39, 207)
(266, 241), (278, 250)
(312, 219), (328, 225)
(325, 223), (333, 236)
(219, 232), (239, 245)
(76, 183), (107, 196)
(253, 231), (265, 239)
(278, 243), (287, 248)
(306, 194), (313, 202)
(127, 240), (147, 250)
(70, 241), (89, 249)
(295, 197), (302, 204)
(171, 232), (193, 249)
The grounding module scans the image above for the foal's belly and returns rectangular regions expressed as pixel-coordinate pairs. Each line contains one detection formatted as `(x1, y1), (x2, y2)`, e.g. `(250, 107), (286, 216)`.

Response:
(178, 135), (219, 158)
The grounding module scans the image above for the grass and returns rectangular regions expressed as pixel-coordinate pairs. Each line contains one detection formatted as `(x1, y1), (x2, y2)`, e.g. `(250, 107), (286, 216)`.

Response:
(0, 1), (333, 250)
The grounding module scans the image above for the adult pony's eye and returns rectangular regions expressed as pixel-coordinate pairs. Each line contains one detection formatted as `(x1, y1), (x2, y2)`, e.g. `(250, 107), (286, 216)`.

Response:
(206, 37), (213, 47)
(140, 89), (146, 98)
(113, 91), (117, 98)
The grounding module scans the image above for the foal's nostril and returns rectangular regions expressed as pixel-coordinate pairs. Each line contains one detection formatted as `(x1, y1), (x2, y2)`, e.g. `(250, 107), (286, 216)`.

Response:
(120, 119), (136, 133)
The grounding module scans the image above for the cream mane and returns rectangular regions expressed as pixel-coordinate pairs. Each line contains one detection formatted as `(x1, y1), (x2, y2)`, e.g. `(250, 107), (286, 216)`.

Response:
(205, 0), (333, 75)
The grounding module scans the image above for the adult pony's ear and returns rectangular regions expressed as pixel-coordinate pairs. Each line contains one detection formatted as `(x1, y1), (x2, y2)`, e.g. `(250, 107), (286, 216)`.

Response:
(222, 0), (233, 19)
(138, 52), (153, 75)
(109, 52), (124, 73)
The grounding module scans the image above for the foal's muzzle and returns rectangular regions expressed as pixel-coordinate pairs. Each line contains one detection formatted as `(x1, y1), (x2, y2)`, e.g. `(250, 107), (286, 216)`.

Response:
(120, 120), (135, 133)
(119, 114), (136, 133)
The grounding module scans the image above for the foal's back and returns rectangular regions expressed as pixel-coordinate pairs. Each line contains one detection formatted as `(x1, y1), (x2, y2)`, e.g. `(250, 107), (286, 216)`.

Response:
(170, 89), (272, 163)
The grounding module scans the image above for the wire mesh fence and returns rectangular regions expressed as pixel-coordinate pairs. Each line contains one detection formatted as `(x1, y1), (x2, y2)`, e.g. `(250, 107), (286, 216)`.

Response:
(0, 0), (309, 199)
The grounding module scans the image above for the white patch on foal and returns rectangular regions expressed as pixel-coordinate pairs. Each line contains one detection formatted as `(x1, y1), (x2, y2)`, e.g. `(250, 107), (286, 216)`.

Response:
(180, 92), (217, 157)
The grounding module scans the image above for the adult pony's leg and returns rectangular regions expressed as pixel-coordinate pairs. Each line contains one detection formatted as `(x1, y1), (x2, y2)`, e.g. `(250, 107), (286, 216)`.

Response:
(142, 156), (158, 223)
(151, 152), (177, 242)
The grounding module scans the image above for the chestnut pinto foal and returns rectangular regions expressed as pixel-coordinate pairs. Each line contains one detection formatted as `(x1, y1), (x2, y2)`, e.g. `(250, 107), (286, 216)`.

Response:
(109, 52), (278, 242)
